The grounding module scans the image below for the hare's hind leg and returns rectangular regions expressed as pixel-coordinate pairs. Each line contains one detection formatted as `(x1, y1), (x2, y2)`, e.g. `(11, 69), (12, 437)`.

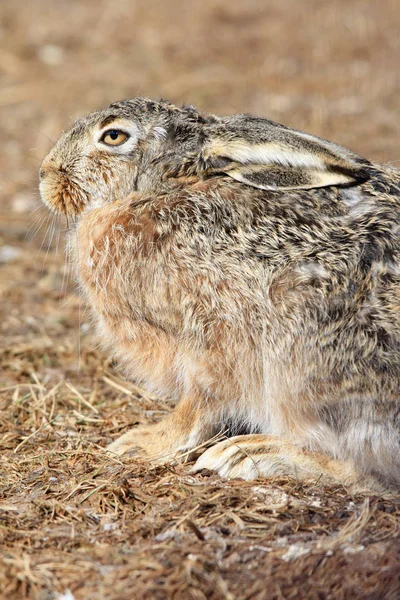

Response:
(192, 434), (363, 487)
(106, 394), (216, 463)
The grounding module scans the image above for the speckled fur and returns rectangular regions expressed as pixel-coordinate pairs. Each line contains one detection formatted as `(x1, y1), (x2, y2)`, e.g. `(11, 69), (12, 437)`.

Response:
(40, 98), (400, 490)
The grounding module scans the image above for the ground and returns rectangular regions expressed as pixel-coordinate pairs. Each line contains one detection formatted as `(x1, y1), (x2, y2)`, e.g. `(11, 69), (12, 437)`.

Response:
(0, 1), (400, 598)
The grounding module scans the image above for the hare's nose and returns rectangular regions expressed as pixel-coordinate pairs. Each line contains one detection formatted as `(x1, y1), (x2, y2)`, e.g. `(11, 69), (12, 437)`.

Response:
(40, 156), (62, 180)
(39, 155), (53, 180)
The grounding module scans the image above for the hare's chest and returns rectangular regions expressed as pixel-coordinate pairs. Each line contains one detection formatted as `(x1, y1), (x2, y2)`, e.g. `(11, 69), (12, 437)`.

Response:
(70, 216), (184, 331)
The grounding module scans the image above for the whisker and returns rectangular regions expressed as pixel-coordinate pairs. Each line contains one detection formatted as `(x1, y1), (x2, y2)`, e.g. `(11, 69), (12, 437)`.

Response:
(55, 217), (61, 255)
(34, 129), (57, 146)
(60, 217), (71, 298)
(26, 207), (47, 229)
(74, 225), (82, 372)
(42, 214), (57, 270)
(26, 211), (51, 242)
(24, 153), (43, 164)
(134, 75), (147, 99)
(29, 204), (45, 217)
(25, 211), (46, 239)
(35, 217), (54, 262)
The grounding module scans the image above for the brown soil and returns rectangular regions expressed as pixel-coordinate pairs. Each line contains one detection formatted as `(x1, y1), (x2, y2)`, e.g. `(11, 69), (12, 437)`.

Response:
(1, 1), (399, 599)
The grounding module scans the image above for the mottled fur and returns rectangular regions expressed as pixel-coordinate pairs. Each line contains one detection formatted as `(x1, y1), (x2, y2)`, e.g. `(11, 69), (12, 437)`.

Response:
(40, 98), (400, 490)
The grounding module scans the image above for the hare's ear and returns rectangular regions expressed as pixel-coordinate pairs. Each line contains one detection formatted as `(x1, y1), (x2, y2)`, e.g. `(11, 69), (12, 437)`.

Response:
(201, 120), (369, 191)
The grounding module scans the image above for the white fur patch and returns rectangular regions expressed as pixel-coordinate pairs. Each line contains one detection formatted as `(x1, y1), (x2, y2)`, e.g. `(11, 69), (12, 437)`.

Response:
(213, 140), (325, 169)
(342, 188), (364, 207)
(152, 126), (168, 140)
(342, 188), (376, 218)
(293, 262), (329, 280)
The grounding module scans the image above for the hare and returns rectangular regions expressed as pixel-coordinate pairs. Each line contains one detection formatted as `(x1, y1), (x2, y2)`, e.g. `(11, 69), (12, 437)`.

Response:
(40, 98), (400, 489)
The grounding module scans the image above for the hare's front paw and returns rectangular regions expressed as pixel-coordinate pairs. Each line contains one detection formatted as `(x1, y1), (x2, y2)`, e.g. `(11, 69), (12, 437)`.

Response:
(107, 395), (217, 464)
(107, 423), (188, 464)
(107, 425), (160, 459)
(192, 434), (359, 484)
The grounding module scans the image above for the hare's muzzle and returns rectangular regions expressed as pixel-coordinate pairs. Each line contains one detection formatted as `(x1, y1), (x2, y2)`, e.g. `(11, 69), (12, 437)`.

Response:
(39, 156), (89, 216)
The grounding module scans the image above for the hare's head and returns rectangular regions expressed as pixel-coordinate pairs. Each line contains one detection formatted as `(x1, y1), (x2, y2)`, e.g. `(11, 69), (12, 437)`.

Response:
(40, 97), (370, 216)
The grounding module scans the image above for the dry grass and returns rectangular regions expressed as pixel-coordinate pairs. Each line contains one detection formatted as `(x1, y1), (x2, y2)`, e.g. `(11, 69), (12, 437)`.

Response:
(1, 1), (400, 598)
(1, 369), (399, 599)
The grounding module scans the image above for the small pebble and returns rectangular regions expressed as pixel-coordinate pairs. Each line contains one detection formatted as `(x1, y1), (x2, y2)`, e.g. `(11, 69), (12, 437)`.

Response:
(13, 193), (39, 214)
(0, 245), (22, 264)
(38, 44), (65, 66)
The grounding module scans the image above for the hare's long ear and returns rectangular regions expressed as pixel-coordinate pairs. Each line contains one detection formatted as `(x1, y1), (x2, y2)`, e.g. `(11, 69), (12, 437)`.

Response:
(201, 119), (369, 191)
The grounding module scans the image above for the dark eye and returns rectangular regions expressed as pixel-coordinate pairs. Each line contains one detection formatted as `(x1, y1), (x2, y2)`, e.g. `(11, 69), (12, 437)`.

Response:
(100, 129), (130, 146)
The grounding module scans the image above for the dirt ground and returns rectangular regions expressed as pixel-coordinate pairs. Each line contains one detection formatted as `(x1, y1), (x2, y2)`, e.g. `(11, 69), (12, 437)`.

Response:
(1, 1), (400, 598)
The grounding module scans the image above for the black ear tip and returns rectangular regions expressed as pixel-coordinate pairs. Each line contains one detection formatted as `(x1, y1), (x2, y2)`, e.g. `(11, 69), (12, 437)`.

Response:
(334, 159), (371, 185)
(358, 167), (372, 182)
(348, 166), (371, 184)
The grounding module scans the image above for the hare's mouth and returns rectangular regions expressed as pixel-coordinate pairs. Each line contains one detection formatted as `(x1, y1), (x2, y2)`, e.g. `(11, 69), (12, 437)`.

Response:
(40, 170), (90, 216)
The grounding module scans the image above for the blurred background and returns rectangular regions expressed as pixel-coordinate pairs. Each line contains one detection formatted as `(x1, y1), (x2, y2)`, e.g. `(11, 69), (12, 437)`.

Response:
(0, 0), (399, 381)
(1, 0), (400, 209)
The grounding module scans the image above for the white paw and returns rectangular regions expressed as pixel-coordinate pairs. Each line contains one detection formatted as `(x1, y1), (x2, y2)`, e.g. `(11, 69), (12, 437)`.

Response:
(191, 436), (280, 480)
(191, 434), (340, 482)
(106, 427), (150, 457)
(106, 436), (139, 457)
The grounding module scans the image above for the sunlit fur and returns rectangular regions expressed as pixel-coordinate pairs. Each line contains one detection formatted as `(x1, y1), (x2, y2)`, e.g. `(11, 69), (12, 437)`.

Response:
(40, 97), (400, 490)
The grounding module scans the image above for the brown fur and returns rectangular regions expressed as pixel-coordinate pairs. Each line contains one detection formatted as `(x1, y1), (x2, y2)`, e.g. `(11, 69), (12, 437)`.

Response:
(39, 98), (400, 490)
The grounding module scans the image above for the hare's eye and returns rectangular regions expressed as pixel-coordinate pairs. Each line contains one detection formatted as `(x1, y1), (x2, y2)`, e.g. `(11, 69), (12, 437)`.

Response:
(100, 129), (130, 146)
